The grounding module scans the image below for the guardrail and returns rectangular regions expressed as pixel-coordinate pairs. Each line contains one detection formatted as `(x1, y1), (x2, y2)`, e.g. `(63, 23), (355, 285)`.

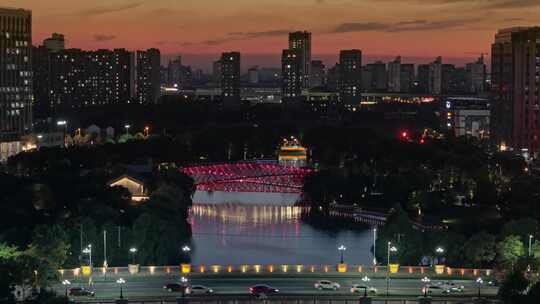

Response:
(67, 295), (502, 304)
(58, 264), (493, 279)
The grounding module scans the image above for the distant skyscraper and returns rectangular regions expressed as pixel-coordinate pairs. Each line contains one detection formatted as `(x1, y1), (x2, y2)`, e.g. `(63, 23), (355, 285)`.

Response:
(417, 64), (430, 93)
(492, 27), (540, 153)
(309, 60), (325, 88)
(48, 48), (134, 109)
(167, 56), (192, 89)
(428, 57), (442, 95)
(289, 31), (311, 88)
(221, 52), (241, 106)
(339, 50), (362, 105)
(367, 61), (387, 91)
(248, 66), (259, 84)
(281, 49), (302, 102)
(136, 48), (161, 104)
(43, 33), (64, 52)
(212, 59), (222, 83)
(400, 64), (415, 93)
(326, 63), (340, 91)
(466, 55), (486, 94)
(387, 56), (401, 92)
(0, 7), (32, 142)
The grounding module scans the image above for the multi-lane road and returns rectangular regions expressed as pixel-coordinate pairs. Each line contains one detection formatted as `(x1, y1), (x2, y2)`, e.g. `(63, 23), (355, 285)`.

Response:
(53, 274), (499, 301)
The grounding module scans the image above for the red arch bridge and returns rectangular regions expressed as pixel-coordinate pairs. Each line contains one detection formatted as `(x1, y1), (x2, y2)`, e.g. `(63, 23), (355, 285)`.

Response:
(181, 162), (314, 193)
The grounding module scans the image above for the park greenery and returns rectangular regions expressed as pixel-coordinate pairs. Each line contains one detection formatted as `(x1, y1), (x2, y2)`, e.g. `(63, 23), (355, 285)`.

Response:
(0, 141), (195, 302)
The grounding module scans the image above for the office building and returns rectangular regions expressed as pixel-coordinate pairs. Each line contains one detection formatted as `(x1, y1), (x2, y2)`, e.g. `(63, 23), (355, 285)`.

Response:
(289, 31), (311, 88)
(326, 64), (340, 91)
(0, 7), (33, 144)
(388, 56), (401, 92)
(135, 48), (161, 104)
(339, 50), (362, 105)
(221, 52), (241, 106)
(282, 49), (302, 102)
(417, 64), (430, 93)
(309, 60), (325, 88)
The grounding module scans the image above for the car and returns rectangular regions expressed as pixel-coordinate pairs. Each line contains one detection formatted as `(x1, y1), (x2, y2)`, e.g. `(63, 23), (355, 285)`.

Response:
(436, 281), (465, 293)
(68, 287), (95, 297)
(422, 285), (450, 295)
(163, 283), (188, 293)
(350, 284), (377, 294)
(314, 280), (340, 290)
(249, 285), (279, 295)
(188, 285), (214, 295)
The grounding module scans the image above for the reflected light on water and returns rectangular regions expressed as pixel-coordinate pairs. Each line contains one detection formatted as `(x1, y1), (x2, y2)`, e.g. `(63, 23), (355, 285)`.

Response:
(191, 204), (309, 225)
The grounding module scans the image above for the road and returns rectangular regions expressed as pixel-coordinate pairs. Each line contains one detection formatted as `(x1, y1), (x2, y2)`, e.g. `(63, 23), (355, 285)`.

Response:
(52, 274), (499, 301)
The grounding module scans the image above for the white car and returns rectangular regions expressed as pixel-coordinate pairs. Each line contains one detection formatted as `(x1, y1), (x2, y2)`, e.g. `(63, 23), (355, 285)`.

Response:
(315, 280), (340, 290)
(423, 285), (451, 295)
(187, 285), (214, 295)
(351, 284), (377, 294)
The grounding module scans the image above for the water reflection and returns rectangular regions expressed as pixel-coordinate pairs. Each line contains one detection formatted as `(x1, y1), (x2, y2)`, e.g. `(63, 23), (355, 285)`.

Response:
(190, 203), (373, 265)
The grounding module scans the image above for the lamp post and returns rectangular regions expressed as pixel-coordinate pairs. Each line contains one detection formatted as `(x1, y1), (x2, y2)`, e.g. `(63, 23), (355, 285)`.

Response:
(338, 245), (347, 264)
(144, 126), (150, 137)
(476, 277), (483, 298)
(373, 228), (377, 265)
(435, 246), (445, 265)
(116, 278), (126, 299)
(386, 242), (398, 296)
(421, 276), (431, 297)
(62, 279), (71, 297)
(129, 247), (137, 264)
(82, 245), (92, 268)
(57, 120), (67, 147)
(529, 235), (534, 257)
(124, 124), (130, 135)
(361, 276), (370, 298)
(182, 245), (191, 253)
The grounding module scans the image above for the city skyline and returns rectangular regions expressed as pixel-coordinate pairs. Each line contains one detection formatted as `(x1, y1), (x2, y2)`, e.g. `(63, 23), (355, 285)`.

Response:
(4, 0), (540, 69)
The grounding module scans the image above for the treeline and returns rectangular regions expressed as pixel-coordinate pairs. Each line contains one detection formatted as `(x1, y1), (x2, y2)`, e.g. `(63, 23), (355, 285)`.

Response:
(0, 142), (195, 302)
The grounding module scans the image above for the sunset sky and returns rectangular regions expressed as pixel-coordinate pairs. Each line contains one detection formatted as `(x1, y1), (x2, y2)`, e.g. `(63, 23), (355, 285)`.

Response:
(3, 0), (540, 70)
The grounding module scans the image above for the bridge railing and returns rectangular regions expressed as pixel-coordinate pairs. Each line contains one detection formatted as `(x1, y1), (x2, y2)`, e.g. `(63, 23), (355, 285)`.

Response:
(58, 264), (493, 280)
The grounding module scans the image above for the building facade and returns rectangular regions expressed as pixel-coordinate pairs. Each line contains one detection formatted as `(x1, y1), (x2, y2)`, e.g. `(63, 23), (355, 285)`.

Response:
(221, 52), (241, 106)
(339, 49), (362, 105)
(282, 49), (302, 102)
(0, 7), (32, 142)
(135, 48), (161, 104)
(288, 31), (311, 89)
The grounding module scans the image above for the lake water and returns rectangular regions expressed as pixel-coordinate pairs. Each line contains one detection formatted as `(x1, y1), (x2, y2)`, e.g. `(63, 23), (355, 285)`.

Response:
(189, 191), (374, 265)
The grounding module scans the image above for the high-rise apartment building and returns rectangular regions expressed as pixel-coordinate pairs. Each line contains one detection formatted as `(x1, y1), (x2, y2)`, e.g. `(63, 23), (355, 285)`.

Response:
(309, 60), (325, 88)
(387, 56), (401, 92)
(466, 55), (486, 94)
(43, 33), (64, 53)
(282, 49), (302, 102)
(339, 50), (362, 105)
(367, 61), (387, 91)
(0, 7), (32, 142)
(428, 57), (442, 95)
(221, 52), (241, 106)
(289, 31), (311, 88)
(135, 48), (161, 104)
(400, 64), (415, 93)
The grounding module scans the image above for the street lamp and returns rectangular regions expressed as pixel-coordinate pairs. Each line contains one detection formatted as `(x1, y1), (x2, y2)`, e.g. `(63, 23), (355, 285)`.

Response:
(373, 228), (377, 265)
(116, 278), (126, 299)
(476, 277), (483, 298)
(386, 242), (398, 296)
(421, 276), (431, 297)
(62, 280), (71, 297)
(182, 245), (191, 253)
(82, 244), (92, 268)
(129, 247), (137, 264)
(361, 276), (371, 297)
(529, 235), (534, 257)
(435, 246), (445, 265)
(338, 245), (347, 264)
(124, 124), (130, 135)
